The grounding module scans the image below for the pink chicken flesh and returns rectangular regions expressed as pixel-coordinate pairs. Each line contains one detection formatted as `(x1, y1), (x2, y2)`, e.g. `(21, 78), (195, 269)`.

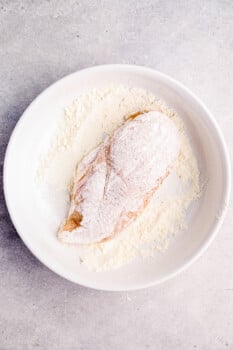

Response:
(59, 111), (180, 244)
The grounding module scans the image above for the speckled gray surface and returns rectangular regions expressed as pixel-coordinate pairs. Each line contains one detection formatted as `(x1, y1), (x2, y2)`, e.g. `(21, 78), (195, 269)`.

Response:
(0, 1), (233, 349)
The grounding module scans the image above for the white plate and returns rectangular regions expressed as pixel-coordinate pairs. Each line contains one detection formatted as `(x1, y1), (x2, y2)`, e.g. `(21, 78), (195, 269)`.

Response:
(4, 65), (231, 291)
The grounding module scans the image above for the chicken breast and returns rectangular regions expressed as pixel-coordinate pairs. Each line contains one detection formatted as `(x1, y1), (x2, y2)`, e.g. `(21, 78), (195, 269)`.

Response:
(58, 111), (180, 244)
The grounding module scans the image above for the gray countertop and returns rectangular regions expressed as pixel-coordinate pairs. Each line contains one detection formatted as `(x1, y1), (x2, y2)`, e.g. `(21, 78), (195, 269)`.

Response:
(0, 1), (233, 349)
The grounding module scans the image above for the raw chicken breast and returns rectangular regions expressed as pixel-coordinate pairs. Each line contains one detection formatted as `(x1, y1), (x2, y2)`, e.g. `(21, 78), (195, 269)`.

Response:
(58, 111), (180, 244)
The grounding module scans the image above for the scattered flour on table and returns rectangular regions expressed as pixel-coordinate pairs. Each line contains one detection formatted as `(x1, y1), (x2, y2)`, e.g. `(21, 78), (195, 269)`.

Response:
(36, 85), (201, 271)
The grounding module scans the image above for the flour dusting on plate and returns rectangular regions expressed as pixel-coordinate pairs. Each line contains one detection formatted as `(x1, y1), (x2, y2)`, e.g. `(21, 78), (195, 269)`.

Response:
(36, 86), (201, 271)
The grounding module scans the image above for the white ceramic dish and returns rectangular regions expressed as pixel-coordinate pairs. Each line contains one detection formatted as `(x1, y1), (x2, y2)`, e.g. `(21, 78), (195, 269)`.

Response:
(4, 65), (231, 291)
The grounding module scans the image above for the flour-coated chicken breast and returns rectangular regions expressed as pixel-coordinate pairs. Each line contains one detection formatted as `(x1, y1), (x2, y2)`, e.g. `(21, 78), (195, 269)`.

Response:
(58, 111), (180, 244)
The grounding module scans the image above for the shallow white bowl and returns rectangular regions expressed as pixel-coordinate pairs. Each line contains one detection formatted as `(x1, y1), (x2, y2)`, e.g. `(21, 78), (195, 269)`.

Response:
(4, 65), (231, 291)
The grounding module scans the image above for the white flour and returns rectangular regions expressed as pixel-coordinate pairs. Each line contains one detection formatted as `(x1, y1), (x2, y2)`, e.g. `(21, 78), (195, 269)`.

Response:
(36, 85), (201, 271)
